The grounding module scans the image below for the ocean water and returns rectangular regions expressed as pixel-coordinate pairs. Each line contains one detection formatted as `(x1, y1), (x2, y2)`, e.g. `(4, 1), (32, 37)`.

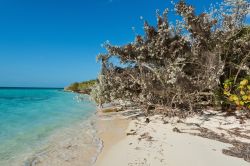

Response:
(0, 88), (98, 166)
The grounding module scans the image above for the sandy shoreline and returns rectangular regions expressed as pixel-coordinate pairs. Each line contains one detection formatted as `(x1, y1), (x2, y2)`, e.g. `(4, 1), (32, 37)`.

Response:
(23, 108), (131, 166)
(95, 109), (250, 166)
(21, 108), (250, 166)
(22, 115), (102, 166)
(95, 117), (129, 165)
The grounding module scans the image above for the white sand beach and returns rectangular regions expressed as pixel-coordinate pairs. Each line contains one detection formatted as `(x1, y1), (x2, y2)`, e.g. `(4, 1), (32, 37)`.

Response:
(95, 110), (250, 166)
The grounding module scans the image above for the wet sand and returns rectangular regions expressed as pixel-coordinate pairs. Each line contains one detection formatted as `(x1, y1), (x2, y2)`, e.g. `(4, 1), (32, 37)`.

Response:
(94, 118), (129, 165)
(23, 116), (102, 166)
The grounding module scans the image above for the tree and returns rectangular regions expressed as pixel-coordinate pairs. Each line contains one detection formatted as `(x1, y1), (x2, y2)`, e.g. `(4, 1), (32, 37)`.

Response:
(91, 0), (250, 113)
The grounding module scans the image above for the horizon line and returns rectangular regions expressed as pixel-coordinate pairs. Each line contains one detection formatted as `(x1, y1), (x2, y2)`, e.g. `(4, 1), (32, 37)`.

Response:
(0, 87), (64, 89)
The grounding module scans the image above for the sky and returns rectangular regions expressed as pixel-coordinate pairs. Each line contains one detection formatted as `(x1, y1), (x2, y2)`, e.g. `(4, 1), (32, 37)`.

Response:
(0, 0), (248, 87)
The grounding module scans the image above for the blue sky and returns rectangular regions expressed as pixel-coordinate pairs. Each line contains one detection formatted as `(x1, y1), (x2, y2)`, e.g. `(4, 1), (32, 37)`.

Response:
(0, 0), (248, 87)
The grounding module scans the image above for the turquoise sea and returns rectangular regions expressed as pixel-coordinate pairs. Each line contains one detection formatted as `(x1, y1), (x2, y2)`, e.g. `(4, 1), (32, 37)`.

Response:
(0, 88), (98, 166)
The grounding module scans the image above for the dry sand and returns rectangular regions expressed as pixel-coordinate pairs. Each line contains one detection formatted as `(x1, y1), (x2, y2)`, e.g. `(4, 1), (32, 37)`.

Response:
(95, 110), (250, 166)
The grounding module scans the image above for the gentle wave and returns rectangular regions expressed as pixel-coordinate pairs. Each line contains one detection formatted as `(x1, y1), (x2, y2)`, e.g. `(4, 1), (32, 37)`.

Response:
(23, 115), (102, 166)
(0, 88), (97, 166)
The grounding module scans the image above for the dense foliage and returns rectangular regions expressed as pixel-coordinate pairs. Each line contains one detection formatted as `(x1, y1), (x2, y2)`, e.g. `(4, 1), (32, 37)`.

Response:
(223, 77), (250, 111)
(91, 0), (250, 114)
(65, 80), (96, 94)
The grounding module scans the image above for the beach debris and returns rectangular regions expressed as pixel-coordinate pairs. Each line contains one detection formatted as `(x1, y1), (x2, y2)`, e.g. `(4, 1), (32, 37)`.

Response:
(163, 120), (169, 124)
(101, 107), (119, 113)
(127, 131), (137, 136)
(138, 132), (153, 141)
(177, 119), (184, 123)
(172, 127), (182, 133)
(65, 145), (73, 150)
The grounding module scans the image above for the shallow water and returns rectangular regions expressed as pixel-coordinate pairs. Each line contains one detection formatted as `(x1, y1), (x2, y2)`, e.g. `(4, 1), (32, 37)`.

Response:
(0, 88), (97, 166)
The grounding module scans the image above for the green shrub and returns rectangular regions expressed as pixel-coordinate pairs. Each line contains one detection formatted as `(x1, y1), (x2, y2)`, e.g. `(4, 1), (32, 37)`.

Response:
(223, 77), (250, 111)
(66, 82), (79, 92)
(91, 0), (250, 113)
(65, 80), (96, 93)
